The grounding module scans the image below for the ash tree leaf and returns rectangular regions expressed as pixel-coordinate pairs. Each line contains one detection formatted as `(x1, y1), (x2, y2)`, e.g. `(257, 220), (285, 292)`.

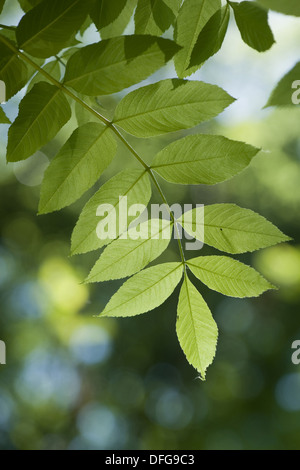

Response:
(18, 0), (42, 12)
(114, 79), (235, 137)
(178, 204), (291, 254)
(90, 0), (137, 39)
(0, 35), (28, 100)
(134, 0), (181, 36)
(228, 1), (275, 52)
(188, 255), (275, 298)
(189, 5), (230, 69)
(64, 35), (180, 96)
(174, 0), (221, 78)
(177, 276), (218, 379)
(257, 0), (300, 17)
(7, 82), (71, 163)
(0, 0), (5, 14)
(99, 262), (183, 318)
(265, 62), (300, 107)
(0, 106), (10, 124)
(71, 169), (152, 256)
(87, 219), (174, 283)
(16, 0), (91, 58)
(38, 123), (117, 214)
(27, 60), (61, 92)
(152, 134), (259, 185)
(90, 0), (127, 29)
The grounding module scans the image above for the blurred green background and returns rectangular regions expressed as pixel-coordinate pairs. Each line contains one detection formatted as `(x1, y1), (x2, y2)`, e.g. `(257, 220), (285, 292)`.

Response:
(0, 0), (300, 450)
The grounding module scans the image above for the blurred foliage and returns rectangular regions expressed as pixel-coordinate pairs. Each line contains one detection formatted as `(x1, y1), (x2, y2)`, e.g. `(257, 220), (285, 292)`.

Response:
(0, 0), (300, 451)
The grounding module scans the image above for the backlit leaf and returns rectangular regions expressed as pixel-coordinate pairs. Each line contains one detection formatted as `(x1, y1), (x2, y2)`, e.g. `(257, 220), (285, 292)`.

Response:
(189, 5), (230, 68)
(258, 0), (300, 17)
(7, 82), (71, 162)
(16, 0), (90, 58)
(188, 255), (275, 297)
(0, 106), (10, 124)
(177, 276), (218, 379)
(114, 79), (235, 137)
(152, 134), (259, 184)
(228, 1), (275, 52)
(39, 123), (117, 214)
(0, 34), (28, 100)
(87, 219), (173, 282)
(64, 35), (180, 96)
(71, 169), (152, 255)
(99, 262), (183, 317)
(135, 0), (181, 36)
(90, 0), (137, 39)
(178, 204), (291, 254)
(174, 0), (221, 77)
(265, 62), (300, 107)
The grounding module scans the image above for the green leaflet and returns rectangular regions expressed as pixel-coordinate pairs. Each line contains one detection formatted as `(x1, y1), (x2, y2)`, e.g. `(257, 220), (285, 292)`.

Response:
(0, 106), (10, 124)
(71, 169), (152, 256)
(258, 0), (300, 17)
(16, 0), (90, 58)
(177, 276), (218, 379)
(27, 60), (61, 92)
(90, 0), (127, 29)
(99, 262), (183, 318)
(90, 0), (137, 39)
(174, 0), (221, 78)
(188, 255), (275, 298)
(134, 0), (181, 36)
(0, 35), (28, 100)
(7, 82), (71, 163)
(228, 1), (275, 52)
(265, 62), (300, 107)
(189, 5), (230, 69)
(87, 219), (173, 283)
(0, 0), (5, 13)
(114, 79), (235, 137)
(38, 123), (117, 214)
(64, 36), (179, 96)
(152, 134), (259, 185)
(18, 0), (42, 12)
(178, 204), (291, 254)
